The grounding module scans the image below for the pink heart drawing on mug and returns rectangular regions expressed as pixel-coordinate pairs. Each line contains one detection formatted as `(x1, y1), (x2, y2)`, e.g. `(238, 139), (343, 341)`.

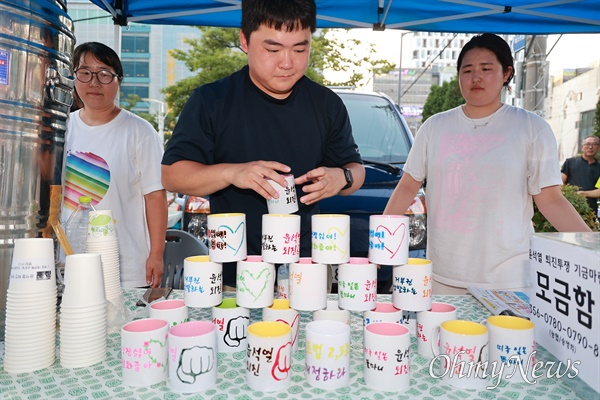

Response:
(277, 313), (300, 348)
(375, 223), (406, 259)
(217, 222), (245, 256)
(327, 226), (349, 258)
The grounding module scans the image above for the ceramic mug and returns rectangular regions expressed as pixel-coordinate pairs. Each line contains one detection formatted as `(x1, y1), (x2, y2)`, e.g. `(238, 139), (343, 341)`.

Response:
(363, 322), (411, 391)
(246, 321), (292, 392)
(391, 258), (433, 312)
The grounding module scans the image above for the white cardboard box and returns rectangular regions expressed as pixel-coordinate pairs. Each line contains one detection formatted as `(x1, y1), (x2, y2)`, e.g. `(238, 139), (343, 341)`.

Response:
(529, 232), (600, 395)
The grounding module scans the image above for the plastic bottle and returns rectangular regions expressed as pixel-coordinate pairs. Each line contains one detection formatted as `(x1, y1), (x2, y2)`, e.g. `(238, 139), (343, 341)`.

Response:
(277, 263), (290, 299)
(64, 195), (96, 254)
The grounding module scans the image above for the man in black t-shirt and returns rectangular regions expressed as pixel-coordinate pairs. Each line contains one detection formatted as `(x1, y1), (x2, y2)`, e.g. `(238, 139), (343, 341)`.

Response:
(561, 135), (600, 214)
(161, 0), (365, 287)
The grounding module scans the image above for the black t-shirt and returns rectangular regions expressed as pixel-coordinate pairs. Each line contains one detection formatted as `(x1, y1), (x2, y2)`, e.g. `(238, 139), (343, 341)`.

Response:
(561, 156), (600, 211)
(163, 66), (362, 268)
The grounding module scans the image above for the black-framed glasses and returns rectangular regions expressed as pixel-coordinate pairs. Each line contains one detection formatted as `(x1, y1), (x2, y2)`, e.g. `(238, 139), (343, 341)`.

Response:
(74, 68), (120, 84)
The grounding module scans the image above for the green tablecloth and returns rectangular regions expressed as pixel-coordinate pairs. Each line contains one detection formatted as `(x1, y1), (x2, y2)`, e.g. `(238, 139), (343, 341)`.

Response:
(0, 290), (585, 399)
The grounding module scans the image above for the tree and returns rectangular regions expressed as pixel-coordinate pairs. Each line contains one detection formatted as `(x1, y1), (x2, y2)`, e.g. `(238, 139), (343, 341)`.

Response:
(163, 27), (396, 116)
(120, 93), (157, 129)
(594, 95), (600, 138)
(421, 76), (464, 123)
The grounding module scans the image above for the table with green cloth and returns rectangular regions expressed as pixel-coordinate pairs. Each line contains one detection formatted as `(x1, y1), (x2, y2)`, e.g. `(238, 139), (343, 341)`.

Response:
(0, 289), (586, 400)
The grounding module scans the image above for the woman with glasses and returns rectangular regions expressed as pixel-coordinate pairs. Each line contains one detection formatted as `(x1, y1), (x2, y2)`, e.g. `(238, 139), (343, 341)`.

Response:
(384, 33), (591, 294)
(62, 42), (166, 288)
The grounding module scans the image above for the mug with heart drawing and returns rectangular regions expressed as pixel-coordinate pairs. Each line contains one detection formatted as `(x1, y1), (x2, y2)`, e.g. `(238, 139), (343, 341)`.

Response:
(368, 215), (409, 266)
(236, 256), (275, 309)
(207, 213), (247, 263)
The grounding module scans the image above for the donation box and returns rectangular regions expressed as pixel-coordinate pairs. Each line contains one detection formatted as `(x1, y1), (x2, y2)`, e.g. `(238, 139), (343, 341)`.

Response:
(529, 232), (599, 395)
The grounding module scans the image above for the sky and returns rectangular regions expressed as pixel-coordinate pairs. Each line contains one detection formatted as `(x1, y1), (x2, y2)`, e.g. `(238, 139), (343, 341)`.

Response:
(330, 31), (600, 83)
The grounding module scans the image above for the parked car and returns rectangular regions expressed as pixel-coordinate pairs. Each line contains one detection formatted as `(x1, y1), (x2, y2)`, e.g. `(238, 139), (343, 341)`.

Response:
(319, 89), (427, 292)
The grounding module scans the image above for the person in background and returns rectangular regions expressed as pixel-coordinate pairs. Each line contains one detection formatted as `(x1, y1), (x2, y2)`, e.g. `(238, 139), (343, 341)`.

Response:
(384, 33), (591, 294)
(63, 42), (166, 288)
(161, 0), (365, 289)
(561, 135), (600, 215)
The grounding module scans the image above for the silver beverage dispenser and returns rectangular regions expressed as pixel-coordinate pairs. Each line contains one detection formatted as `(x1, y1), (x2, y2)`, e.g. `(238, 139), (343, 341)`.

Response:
(0, 0), (75, 340)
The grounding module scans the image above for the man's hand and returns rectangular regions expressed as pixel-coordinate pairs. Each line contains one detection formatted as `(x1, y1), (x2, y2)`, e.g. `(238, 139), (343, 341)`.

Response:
(146, 254), (164, 288)
(295, 167), (346, 205)
(230, 161), (291, 200)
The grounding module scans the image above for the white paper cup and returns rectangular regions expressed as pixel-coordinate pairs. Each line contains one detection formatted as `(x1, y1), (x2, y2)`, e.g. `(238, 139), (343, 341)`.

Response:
(432, 320), (489, 390)
(246, 321), (292, 392)
(313, 300), (350, 325)
(9, 238), (55, 293)
(207, 213), (247, 263)
(337, 257), (377, 311)
(484, 315), (536, 383)
(391, 258), (433, 311)
(121, 318), (169, 387)
(416, 302), (458, 358)
(168, 321), (217, 393)
(61, 253), (106, 308)
(311, 214), (350, 264)
(149, 299), (189, 328)
(364, 302), (403, 326)
(304, 320), (350, 390)
(262, 299), (301, 353)
(261, 214), (301, 264)
(183, 256), (223, 308)
(236, 256), (275, 309)
(211, 298), (250, 353)
(266, 174), (299, 214)
(288, 258), (327, 311)
(87, 210), (118, 242)
(368, 215), (409, 266)
(364, 322), (411, 391)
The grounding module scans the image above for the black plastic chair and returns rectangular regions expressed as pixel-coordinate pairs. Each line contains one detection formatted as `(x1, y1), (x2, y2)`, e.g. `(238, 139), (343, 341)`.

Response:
(161, 229), (209, 289)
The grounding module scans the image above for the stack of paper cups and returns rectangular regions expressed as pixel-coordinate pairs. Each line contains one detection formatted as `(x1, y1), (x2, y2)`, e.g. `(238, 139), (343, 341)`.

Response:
(86, 210), (123, 306)
(4, 238), (57, 373)
(59, 253), (108, 368)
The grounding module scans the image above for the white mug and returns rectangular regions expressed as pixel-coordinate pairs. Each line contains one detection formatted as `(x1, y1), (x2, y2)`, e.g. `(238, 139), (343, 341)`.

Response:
(168, 321), (217, 393)
(364, 302), (403, 327)
(416, 302), (457, 358)
(262, 299), (301, 353)
(337, 257), (377, 311)
(121, 318), (169, 387)
(266, 174), (299, 214)
(236, 256), (275, 309)
(288, 257), (328, 311)
(261, 214), (301, 264)
(391, 258), (433, 312)
(363, 322), (411, 391)
(304, 320), (350, 390)
(149, 299), (189, 328)
(484, 315), (536, 383)
(246, 321), (292, 392)
(183, 256), (223, 308)
(431, 320), (489, 390)
(207, 213), (247, 263)
(368, 215), (409, 266)
(211, 298), (250, 353)
(311, 214), (350, 264)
